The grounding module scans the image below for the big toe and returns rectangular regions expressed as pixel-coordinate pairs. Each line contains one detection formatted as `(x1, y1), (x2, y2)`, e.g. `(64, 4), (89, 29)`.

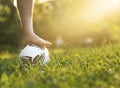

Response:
(37, 40), (52, 47)
(45, 41), (52, 47)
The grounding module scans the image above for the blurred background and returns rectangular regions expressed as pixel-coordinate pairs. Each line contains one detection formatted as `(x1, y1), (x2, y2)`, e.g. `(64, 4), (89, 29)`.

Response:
(0, 0), (120, 48)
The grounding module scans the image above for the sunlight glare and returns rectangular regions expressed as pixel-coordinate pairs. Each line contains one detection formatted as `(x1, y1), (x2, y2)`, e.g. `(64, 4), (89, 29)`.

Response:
(81, 0), (120, 23)
(13, 0), (17, 7)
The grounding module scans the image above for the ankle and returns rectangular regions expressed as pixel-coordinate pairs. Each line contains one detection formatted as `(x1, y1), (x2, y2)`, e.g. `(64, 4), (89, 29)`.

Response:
(22, 28), (34, 35)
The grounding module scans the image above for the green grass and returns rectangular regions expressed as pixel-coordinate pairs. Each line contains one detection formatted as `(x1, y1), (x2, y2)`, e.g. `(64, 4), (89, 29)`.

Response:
(0, 44), (120, 88)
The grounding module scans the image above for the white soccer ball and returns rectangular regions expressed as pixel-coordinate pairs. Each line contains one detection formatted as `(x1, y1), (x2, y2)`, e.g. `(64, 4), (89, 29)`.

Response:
(19, 44), (50, 67)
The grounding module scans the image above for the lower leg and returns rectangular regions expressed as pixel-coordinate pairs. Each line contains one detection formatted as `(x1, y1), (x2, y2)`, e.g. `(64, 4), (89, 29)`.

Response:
(17, 0), (51, 47)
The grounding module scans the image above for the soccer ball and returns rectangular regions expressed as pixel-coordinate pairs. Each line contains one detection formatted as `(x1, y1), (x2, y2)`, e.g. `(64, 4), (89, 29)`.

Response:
(19, 44), (50, 68)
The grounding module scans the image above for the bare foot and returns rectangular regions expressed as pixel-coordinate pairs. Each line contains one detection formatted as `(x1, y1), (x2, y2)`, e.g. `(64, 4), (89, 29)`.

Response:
(21, 31), (52, 48)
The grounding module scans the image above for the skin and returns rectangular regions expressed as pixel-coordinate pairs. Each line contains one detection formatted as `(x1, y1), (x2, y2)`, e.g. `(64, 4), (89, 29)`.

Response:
(17, 0), (51, 48)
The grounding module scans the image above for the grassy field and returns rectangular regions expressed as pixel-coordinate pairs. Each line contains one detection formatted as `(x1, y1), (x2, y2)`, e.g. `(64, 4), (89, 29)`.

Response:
(0, 44), (120, 88)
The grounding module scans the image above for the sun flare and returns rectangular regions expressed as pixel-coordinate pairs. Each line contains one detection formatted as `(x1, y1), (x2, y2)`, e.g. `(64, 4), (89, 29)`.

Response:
(81, 0), (120, 22)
